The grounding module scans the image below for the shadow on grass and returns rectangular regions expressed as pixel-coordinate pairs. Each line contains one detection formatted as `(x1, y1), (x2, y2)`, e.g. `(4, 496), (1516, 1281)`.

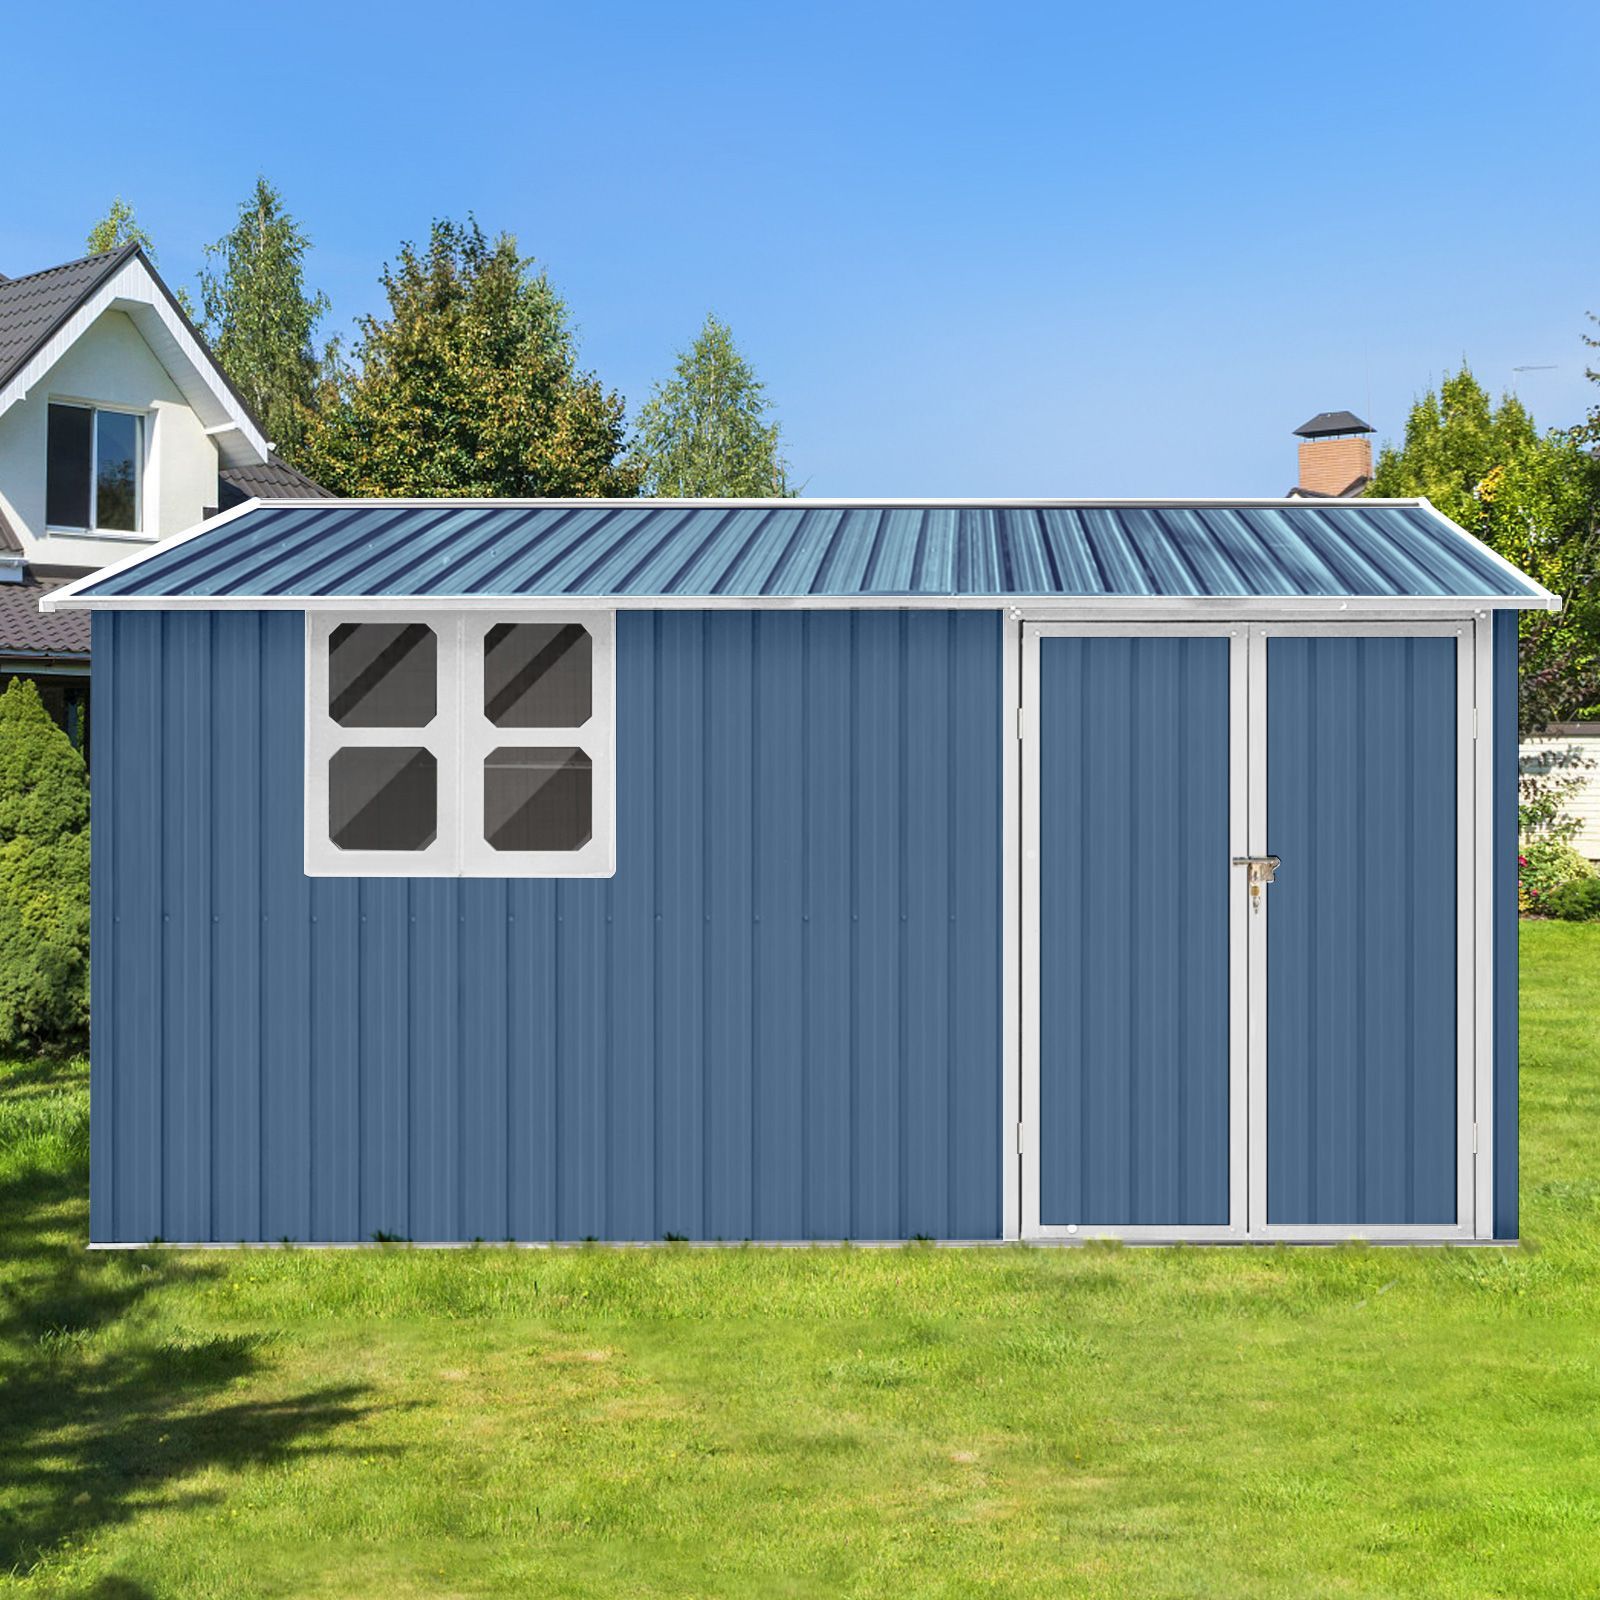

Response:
(0, 1065), (378, 1581)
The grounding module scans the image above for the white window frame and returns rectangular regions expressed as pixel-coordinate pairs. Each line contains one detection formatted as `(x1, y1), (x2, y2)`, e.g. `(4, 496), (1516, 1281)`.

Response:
(304, 610), (615, 878)
(45, 397), (147, 538)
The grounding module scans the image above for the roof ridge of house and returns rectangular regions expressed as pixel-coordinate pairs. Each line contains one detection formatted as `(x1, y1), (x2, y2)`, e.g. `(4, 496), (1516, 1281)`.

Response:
(0, 240), (140, 289)
(0, 244), (154, 398)
(0, 244), (294, 480)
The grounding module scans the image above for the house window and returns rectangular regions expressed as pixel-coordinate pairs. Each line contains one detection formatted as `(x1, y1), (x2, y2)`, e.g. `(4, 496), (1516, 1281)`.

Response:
(46, 403), (144, 534)
(305, 613), (615, 877)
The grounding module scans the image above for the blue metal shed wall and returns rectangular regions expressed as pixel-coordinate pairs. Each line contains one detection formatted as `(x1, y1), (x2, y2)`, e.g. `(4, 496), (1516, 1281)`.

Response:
(1494, 610), (1518, 1239)
(90, 609), (1004, 1243)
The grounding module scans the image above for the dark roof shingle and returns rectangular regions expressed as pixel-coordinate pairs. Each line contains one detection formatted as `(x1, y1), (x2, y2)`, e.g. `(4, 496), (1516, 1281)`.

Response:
(219, 456), (337, 507)
(0, 572), (90, 657)
(0, 244), (138, 393)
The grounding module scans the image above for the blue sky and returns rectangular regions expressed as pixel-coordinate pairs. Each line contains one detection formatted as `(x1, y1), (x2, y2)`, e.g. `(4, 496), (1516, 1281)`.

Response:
(4, 1), (1596, 495)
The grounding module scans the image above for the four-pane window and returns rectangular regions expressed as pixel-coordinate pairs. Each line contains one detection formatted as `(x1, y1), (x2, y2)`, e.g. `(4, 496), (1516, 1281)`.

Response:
(306, 613), (614, 877)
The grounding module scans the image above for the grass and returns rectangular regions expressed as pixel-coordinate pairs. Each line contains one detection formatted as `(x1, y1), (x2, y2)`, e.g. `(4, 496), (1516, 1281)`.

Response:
(1, 924), (1597, 1597)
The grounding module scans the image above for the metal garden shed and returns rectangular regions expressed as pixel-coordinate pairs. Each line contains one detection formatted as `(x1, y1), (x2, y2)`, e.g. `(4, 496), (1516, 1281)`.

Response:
(45, 496), (1553, 1246)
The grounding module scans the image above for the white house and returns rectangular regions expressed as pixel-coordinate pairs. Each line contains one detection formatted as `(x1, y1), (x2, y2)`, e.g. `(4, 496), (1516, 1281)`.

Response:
(0, 242), (328, 749)
(1521, 725), (1600, 861)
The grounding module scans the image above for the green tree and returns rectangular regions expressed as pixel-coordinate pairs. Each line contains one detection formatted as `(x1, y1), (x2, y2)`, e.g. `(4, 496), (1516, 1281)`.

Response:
(0, 682), (90, 1050)
(1582, 312), (1600, 445)
(302, 218), (637, 498)
(197, 178), (329, 463)
(1368, 366), (1600, 729)
(1367, 368), (1546, 525)
(86, 197), (155, 259)
(633, 314), (792, 496)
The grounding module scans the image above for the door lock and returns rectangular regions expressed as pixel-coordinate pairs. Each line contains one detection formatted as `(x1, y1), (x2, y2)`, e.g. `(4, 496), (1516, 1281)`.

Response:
(1232, 855), (1282, 913)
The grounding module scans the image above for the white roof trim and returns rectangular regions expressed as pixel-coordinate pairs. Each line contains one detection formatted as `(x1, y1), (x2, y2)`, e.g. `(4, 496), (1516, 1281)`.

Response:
(0, 256), (269, 469)
(41, 495), (262, 611)
(1411, 496), (1562, 610)
(38, 494), (1561, 614)
(44, 593), (1554, 616)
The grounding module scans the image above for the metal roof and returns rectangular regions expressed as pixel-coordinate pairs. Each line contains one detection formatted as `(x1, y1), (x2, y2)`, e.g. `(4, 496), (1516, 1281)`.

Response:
(1294, 410), (1373, 438)
(46, 497), (1554, 610)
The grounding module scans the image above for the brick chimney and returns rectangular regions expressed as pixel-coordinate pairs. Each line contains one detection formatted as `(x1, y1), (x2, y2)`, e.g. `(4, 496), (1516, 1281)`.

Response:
(1291, 411), (1374, 497)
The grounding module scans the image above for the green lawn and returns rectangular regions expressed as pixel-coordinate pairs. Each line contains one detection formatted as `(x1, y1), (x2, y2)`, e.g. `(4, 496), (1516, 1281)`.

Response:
(2, 925), (1598, 1598)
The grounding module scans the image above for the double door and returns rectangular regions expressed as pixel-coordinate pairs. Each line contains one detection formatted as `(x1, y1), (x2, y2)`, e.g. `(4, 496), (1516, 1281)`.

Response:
(1021, 623), (1478, 1241)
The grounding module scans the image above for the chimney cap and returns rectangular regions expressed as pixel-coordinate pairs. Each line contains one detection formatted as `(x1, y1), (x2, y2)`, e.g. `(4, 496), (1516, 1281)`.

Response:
(1294, 410), (1374, 439)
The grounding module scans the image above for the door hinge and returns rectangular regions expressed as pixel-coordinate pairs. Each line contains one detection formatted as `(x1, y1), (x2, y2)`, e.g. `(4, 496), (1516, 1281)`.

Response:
(1017, 705), (1026, 741)
(1016, 1122), (1025, 1155)
(1472, 1122), (1479, 1154)
(1473, 706), (1479, 740)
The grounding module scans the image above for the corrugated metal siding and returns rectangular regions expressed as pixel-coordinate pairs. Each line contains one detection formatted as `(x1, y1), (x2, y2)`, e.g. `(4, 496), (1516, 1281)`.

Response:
(90, 608), (1004, 1243)
(1037, 636), (1231, 1225)
(79, 501), (1542, 602)
(1494, 612), (1519, 1239)
(1266, 635), (1458, 1225)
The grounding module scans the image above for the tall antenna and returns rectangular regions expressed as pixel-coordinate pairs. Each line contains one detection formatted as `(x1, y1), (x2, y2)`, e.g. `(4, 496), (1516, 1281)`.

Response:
(1511, 363), (1557, 395)
(1364, 342), (1372, 444)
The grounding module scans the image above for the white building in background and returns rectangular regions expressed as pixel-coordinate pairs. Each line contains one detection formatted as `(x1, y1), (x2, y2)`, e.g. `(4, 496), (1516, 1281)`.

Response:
(0, 242), (329, 752)
(1521, 726), (1600, 860)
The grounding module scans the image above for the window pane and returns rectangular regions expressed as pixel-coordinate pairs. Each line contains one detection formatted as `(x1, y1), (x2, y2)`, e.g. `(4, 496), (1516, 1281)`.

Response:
(330, 747), (436, 851)
(484, 623), (591, 727)
(94, 410), (140, 532)
(329, 623), (436, 727)
(46, 405), (92, 528)
(484, 746), (591, 852)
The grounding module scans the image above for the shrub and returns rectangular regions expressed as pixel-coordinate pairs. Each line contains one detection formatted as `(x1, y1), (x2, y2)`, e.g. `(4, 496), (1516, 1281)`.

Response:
(1519, 835), (1596, 916)
(1519, 765), (1588, 846)
(1544, 875), (1600, 922)
(0, 680), (89, 1048)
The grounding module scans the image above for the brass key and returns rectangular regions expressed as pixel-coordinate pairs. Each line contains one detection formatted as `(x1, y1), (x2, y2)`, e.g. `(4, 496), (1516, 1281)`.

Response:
(1233, 856), (1282, 914)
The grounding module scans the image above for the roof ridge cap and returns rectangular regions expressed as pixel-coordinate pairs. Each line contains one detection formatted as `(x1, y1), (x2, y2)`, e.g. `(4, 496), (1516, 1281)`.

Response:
(0, 240), (139, 287)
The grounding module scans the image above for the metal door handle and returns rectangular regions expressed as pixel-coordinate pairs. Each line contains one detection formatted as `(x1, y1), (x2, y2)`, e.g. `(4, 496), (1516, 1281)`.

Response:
(1232, 855), (1281, 884)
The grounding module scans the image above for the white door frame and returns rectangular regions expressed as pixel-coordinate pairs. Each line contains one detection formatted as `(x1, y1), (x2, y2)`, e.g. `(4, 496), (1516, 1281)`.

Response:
(1017, 616), (1485, 1244)
(1020, 622), (1250, 1242)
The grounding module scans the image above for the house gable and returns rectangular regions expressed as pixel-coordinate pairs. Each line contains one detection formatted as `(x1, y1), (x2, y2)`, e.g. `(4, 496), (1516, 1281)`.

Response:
(0, 246), (328, 743)
(0, 246), (269, 468)
(0, 306), (222, 567)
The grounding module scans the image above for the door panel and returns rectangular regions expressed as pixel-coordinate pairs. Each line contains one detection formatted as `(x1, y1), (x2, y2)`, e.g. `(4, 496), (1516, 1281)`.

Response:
(1037, 635), (1231, 1227)
(1265, 635), (1459, 1226)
